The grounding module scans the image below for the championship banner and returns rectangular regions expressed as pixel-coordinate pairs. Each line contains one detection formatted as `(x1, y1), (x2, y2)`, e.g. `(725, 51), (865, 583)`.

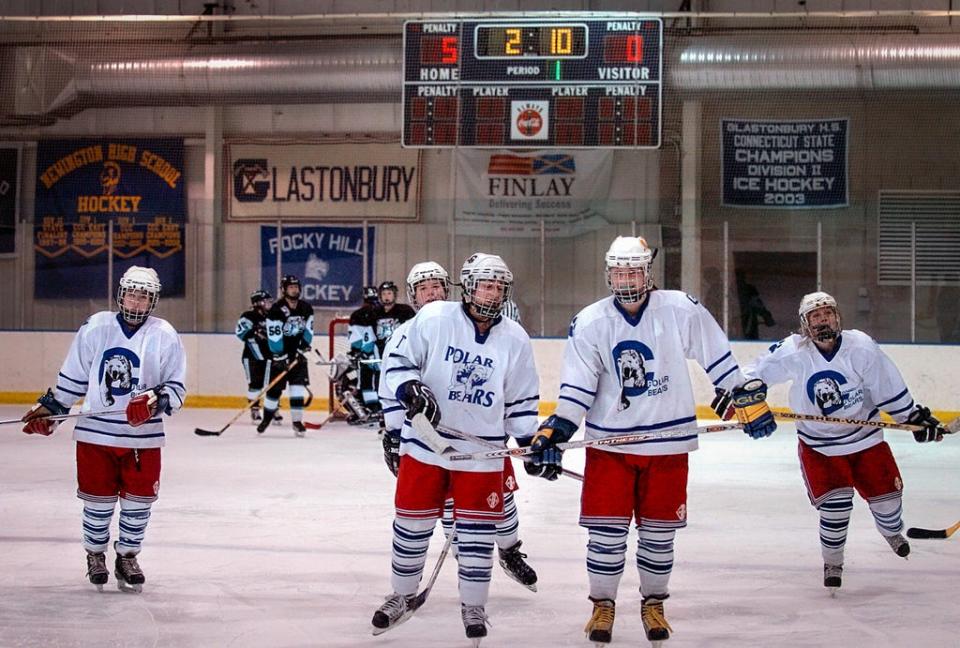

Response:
(260, 225), (375, 309)
(0, 145), (20, 255)
(721, 118), (848, 209)
(34, 139), (186, 299)
(455, 149), (612, 237)
(228, 142), (422, 222)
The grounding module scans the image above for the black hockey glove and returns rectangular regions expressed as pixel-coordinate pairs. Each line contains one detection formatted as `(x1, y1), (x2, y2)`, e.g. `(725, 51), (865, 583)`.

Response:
(397, 380), (441, 427)
(907, 405), (945, 443)
(711, 388), (735, 420)
(381, 429), (401, 476)
(521, 415), (578, 481)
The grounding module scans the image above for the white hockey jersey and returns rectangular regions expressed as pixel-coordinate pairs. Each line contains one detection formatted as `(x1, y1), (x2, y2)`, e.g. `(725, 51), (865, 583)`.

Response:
(744, 330), (917, 456)
(553, 291), (744, 456)
(381, 301), (540, 472)
(53, 311), (187, 449)
(378, 318), (412, 434)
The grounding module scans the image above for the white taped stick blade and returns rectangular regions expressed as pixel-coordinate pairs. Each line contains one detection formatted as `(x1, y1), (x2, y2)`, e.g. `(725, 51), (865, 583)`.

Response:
(410, 413), (454, 455)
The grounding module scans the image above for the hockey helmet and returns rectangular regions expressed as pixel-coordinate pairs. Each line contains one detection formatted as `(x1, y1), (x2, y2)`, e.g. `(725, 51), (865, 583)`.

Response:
(363, 285), (379, 302)
(250, 289), (272, 307)
(460, 253), (513, 319)
(605, 236), (654, 304)
(799, 291), (841, 342)
(406, 261), (450, 307)
(117, 266), (161, 324)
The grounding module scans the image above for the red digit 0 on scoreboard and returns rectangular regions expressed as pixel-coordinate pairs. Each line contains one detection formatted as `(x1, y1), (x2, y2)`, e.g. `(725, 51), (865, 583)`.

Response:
(626, 34), (643, 63)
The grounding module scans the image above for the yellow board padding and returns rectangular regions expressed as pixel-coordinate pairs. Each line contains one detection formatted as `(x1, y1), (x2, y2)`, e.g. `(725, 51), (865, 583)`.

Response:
(0, 392), (956, 425)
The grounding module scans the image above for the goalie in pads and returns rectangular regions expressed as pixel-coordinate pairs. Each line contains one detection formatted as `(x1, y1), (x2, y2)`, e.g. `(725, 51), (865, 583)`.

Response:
(20, 266), (186, 593)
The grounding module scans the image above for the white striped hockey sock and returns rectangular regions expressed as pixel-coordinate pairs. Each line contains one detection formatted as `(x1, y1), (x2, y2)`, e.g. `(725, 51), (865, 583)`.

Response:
(496, 491), (520, 549)
(455, 519), (496, 606)
(868, 493), (905, 537)
(441, 498), (458, 557)
(81, 499), (116, 553)
(116, 497), (152, 555)
(636, 524), (676, 598)
(390, 518), (435, 596)
(586, 525), (629, 601)
(818, 490), (853, 565)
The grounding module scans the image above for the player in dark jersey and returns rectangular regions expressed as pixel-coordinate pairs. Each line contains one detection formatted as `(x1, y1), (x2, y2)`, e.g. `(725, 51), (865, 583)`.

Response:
(258, 275), (315, 436)
(236, 289), (274, 423)
(373, 281), (415, 356)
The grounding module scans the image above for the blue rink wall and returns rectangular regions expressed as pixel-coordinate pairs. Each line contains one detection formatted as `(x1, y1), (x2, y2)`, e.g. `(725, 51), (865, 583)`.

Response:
(0, 331), (956, 421)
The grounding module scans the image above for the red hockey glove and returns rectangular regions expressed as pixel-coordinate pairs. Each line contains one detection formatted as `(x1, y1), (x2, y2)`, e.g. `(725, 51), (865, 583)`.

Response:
(21, 388), (69, 436)
(126, 389), (171, 427)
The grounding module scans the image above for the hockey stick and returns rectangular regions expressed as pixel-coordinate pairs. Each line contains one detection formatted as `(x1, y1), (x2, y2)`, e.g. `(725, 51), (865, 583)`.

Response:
(419, 419), (585, 482)
(194, 358), (300, 437)
(1, 408), (127, 426)
(442, 421), (743, 462)
(906, 521), (960, 540)
(371, 530), (456, 636)
(302, 401), (348, 430)
(314, 348), (380, 366)
(773, 410), (960, 435)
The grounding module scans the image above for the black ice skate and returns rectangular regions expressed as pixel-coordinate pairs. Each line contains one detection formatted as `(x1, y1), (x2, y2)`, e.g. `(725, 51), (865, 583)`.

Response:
(250, 405), (262, 422)
(272, 411), (284, 426)
(584, 597), (616, 645)
(85, 550), (108, 592)
(113, 545), (145, 594)
(498, 540), (538, 591)
(292, 421), (306, 438)
(823, 563), (843, 596)
(641, 595), (672, 646)
(886, 533), (911, 558)
(256, 408), (277, 433)
(461, 604), (489, 647)
(371, 592), (417, 636)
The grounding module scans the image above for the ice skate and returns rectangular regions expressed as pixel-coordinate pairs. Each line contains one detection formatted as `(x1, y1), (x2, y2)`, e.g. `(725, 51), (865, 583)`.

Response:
(498, 540), (538, 592)
(371, 592), (417, 636)
(113, 545), (145, 594)
(823, 563), (843, 596)
(641, 595), (672, 647)
(85, 550), (108, 592)
(885, 533), (910, 558)
(256, 408), (276, 433)
(272, 411), (284, 426)
(461, 604), (489, 647)
(250, 405), (262, 423)
(292, 421), (306, 438)
(584, 597), (615, 645)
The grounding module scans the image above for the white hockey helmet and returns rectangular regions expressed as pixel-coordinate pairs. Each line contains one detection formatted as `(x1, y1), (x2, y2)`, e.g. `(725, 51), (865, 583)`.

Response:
(605, 236), (654, 304)
(799, 291), (841, 341)
(116, 265), (161, 324)
(406, 261), (450, 308)
(460, 253), (513, 319)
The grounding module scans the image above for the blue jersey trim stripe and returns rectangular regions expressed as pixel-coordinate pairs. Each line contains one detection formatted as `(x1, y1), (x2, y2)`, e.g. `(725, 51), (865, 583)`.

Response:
(506, 410), (537, 419)
(559, 395), (590, 410)
(711, 365), (738, 386)
(89, 416), (162, 426)
(875, 388), (909, 408)
(58, 371), (87, 386)
(505, 395), (539, 408)
(56, 385), (86, 397)
(886, 400), (915, 416)
(560, 383), (596, 396)
(585, 415), (697, 434)
(74, 425), (165, 439)
(705, 351), (732, 374)
(800, 428), (880, 447)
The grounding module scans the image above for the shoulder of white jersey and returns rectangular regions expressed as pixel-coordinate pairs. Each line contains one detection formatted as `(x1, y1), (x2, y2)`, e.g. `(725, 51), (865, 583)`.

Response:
(143, 315), (181, 338)
(567, 296), (615, 335)
(839, 329), (881, 351)
(496, 313), (531, 343)
(648, 288), (706, 312)
(87, 310), (118, 328)
(766, 333), (803, 356)
(417, 299), (457, 319)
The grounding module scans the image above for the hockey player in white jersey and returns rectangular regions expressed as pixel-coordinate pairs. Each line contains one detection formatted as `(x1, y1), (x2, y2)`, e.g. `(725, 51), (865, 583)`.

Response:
(733, 291), (946, 592)
(528, 236), (776, 646)
(378, 261), (539, 594)
(371, 253), (540, 645)
(20, 266), (186, 593)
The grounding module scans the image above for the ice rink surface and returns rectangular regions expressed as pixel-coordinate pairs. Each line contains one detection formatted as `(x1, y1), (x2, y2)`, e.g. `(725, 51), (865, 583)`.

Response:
(0, 405), (957, 648)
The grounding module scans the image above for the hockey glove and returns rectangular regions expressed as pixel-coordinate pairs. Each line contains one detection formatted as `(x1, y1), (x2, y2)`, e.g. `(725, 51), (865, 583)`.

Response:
(126, 389), (171, 427)
(732, 379), (777, 439)
(711, 388), (735, 420)
(522, 415), (578, 481)
(21, 388), (69, 436)
(381, 429), (401, 477)
(906, 405), (945, 443)
(397, 380), (441, 427)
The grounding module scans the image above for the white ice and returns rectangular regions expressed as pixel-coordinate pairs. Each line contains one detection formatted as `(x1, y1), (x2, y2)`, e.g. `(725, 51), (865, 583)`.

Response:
(0, 405), (957, 647)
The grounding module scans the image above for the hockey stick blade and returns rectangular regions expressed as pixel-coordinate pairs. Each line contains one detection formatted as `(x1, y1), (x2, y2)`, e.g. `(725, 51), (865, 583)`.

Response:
(906, 520), (960, 540)
(410, 413), (456, 454)
(194, 358), (301, 437)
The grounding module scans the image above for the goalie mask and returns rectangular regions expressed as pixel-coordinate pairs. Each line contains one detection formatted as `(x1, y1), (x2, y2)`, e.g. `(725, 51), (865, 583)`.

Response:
(406, 261), (450, 309)
(605, 236), (654, 304)
(460, 253), (513, 320)
(117, 266), (161, 324)
(799, 291), (841, 343)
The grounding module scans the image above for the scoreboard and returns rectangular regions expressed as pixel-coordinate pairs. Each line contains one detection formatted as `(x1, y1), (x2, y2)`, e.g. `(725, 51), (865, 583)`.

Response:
(402, 18), (663, 149)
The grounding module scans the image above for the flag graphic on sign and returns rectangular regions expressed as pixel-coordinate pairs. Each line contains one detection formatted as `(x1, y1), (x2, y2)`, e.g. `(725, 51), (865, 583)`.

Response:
(487, 154), (576, 175)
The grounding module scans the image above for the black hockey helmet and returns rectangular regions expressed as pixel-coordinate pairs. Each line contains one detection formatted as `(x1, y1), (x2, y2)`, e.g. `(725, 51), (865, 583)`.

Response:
(379, 280), (398, 294)
(280, 275), (301, 291)
(363, 285), (379, 302)
(250, 289), (272, 306)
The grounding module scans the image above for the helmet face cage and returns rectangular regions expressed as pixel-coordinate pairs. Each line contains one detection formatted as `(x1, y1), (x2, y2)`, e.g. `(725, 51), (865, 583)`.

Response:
(406, 263), (450, 307)
(604, 237), (654, 304)
(799, 293), (841, 341)
(116, 268), (161, 324)
(460, 254), (514, 319)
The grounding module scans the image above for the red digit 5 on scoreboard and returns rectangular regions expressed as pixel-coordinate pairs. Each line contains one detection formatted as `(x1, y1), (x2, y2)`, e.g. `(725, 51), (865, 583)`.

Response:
(442, 36), (458, 64)
(420, 35), (459, 65)
(603, 34), (644, 64)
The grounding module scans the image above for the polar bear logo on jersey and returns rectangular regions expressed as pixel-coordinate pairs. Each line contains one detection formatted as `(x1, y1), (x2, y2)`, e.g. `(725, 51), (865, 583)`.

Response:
(102, 354), (134, 406)
(813, 377), (844, 413)
(616, 349), (647, 411)
(450, 363), (491, 392)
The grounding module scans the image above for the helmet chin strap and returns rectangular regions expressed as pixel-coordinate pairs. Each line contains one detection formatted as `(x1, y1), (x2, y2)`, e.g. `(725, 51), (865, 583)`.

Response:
(811, 323), (838, 342)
